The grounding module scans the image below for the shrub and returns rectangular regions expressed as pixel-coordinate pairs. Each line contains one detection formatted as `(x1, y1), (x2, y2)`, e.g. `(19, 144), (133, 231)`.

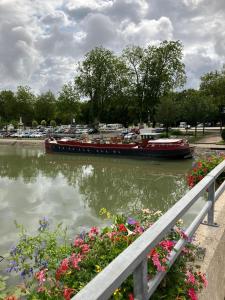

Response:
(4, 211), (207, 300)
(187, 154), (225, 188)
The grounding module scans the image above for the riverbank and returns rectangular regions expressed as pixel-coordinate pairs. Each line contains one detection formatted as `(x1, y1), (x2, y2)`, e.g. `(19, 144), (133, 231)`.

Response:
(0, 138), (44, 147)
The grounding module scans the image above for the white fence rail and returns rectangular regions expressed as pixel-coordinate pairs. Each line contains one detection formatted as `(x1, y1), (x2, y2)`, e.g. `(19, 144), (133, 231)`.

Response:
(72, 160), (225, 300)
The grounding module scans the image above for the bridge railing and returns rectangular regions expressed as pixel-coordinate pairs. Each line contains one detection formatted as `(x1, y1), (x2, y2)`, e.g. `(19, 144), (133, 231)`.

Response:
(72, 160), (225, 300)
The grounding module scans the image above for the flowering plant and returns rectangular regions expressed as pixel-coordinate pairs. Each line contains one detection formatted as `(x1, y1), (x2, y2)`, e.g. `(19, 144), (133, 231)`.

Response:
(4, 210), (207, 300)
(187, 154), (225, 188)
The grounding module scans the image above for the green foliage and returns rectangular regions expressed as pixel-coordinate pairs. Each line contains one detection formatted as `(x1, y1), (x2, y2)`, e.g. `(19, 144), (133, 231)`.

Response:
(32, 120), (38, 128)
(170, 129), (183, 136)
(57, 82), (80, 124)
(34, 91), (56, 123)
(40, 120), (47, 127)
(4, 212), (207, 300)
(50, 120), (56, 127)
(187, 155), (225, 187)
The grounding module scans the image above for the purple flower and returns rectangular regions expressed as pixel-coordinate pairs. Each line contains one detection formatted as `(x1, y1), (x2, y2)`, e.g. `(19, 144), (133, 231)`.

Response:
(127, 217), (137, 225)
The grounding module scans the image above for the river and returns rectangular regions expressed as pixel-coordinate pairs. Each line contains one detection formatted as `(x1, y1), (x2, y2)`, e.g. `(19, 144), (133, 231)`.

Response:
(0, 144), (203, 258)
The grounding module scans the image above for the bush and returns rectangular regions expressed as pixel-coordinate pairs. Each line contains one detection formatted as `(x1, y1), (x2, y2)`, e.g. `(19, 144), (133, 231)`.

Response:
(221, 129), (225, 141)
(170, 129), (183, 136)
(3, 211), (207, 300)
(187, 154), (225, 187)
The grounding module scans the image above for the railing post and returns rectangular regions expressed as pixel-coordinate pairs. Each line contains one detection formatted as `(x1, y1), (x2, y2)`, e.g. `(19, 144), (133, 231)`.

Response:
(206, 181), (218, 227)
(133, 258), (148, 300)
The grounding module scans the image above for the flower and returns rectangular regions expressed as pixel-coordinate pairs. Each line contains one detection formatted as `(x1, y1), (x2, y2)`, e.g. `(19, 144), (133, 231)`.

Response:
(127, 217), (137, 225)
(95, 265), (102, 273)
(70, 253), (82, 270)
(74, 238), (84, 247)
(198, 272), (208, 287)
(88, 226), (99, 239)
(56, 258), (69, 280)
(80, 243), (90, 254)
(36, 268), (47, 285)
(188, 288), (198, 300)
(128, 293), (134, 300)
(63, 287), (74, 300)
(186, 270), (195, 285)
(118, 224), (127, 232)
(159, 240), (175, 252)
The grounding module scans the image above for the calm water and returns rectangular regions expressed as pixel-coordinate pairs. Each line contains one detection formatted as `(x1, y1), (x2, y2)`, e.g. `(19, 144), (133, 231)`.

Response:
(0, 144), (203, 257)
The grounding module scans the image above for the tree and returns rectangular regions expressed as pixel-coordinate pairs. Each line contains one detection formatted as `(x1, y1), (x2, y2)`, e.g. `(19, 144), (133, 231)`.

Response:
(179, 89), (210, 137)
(123, 41), (186, 125)
(75, 47), (129, 123)
(0, 90), (17, 124)
(50, 120), (56, 127)
(35, 91), (56, 123)
(155, 94), (179, 136)
(41, 120), (47, 127)
(32, 120), (38, 128)
(57, 82), (80, 124)
(200, 68), (225, 128)
(16, 86), (35, 125)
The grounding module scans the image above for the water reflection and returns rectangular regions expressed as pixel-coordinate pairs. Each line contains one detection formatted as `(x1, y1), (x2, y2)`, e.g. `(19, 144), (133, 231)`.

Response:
(0, 145), (193, 255)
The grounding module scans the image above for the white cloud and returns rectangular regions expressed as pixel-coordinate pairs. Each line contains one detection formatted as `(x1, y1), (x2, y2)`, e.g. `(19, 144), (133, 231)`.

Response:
(121, 17), (174, 46)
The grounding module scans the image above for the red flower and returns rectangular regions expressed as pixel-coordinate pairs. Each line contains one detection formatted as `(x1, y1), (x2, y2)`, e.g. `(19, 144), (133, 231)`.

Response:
(56, 258), (69, 280)
(118, 224), (127, 232)
(128, 293), (134, 300)
(63, 287), (74, 300)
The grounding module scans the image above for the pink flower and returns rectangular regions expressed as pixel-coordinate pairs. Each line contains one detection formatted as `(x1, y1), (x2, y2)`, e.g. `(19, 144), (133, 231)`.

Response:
(63, 287), (74, 300)
(74, 238), (84, 247)
(88, 226), (99, 239)
(186, 270), (196, 285)
(70, 253), (82, 270)
(80, 243), (90, 254)
(106, 231), (117, 239)
(149, 249), (166, 272)
(36, 269), (47, 285)
(188, 288), (198, 300)
(159, 240), (175, 252)
(198, 272), (208, 287)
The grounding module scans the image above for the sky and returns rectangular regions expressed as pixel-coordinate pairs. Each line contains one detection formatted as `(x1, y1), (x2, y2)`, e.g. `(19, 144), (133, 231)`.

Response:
(0, 0), (224, 94)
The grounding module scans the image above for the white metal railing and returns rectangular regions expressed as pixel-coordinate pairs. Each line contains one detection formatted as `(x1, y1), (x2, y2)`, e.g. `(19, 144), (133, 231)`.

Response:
(72, 160), (225, 300)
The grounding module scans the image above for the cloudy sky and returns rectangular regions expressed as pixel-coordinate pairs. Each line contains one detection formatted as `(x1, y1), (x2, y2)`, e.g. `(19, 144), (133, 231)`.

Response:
(0, 0), (224, 94)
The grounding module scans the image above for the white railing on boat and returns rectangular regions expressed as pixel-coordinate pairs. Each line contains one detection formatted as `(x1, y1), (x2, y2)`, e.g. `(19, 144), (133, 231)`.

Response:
(72, 160), (225, 300)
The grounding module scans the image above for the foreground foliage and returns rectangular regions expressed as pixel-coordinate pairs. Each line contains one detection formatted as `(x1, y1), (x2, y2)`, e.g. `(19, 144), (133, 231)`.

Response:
(2, 210), (207, 300)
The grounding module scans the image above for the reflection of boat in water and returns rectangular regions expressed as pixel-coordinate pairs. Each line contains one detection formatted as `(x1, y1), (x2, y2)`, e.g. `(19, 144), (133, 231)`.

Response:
(45, 137), (193, 159)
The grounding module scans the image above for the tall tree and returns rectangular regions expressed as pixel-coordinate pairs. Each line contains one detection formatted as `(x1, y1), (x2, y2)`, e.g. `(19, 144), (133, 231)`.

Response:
(155, 94), (179, 136)
(57, 82), (80, 124)
(16, 86), (35, 125)
(75, 47), (129, 123)
(123, 41), (186, 124)
(35, 91), (56, 123)
(0, 90), (17, 124)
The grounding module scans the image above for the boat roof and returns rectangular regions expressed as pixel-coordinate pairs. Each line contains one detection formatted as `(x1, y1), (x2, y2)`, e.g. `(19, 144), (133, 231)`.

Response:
(148, 138), (183, 144)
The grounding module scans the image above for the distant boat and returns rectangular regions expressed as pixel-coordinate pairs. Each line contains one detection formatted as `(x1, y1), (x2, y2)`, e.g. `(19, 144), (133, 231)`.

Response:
(45, 137), (193, 159)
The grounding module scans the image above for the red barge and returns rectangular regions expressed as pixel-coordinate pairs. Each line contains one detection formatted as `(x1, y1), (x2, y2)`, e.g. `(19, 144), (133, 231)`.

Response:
(45, 137), (193, 159)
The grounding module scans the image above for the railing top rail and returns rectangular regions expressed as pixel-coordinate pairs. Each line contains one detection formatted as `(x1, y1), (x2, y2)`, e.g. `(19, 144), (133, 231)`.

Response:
(72, 159), (225, 300)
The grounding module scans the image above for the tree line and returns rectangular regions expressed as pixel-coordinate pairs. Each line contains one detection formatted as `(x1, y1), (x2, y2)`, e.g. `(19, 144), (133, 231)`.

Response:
(0, 40), (224, 129)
